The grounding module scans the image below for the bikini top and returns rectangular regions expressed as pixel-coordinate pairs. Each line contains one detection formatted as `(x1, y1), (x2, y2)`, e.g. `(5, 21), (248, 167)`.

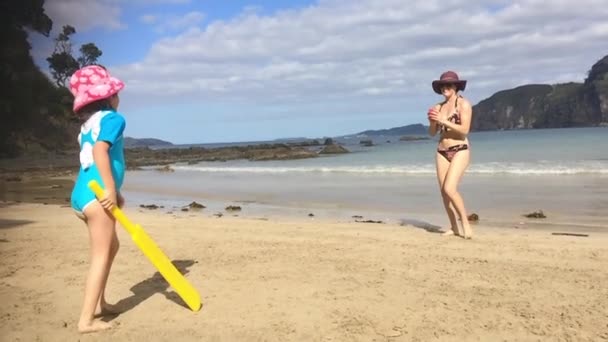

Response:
(438, 96), (461, 132)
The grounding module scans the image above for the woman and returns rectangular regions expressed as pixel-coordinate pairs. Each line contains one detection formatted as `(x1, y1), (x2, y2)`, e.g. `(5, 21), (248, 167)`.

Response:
(427, 71), (473, 239)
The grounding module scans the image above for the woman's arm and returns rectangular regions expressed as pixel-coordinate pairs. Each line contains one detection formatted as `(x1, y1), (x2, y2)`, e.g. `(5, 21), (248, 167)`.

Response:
(427, 104), (441, 136)
(437, 99), (472, 136)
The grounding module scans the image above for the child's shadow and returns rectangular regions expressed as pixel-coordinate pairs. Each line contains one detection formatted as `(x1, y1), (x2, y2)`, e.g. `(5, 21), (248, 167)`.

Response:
(103, 259), (197, 321)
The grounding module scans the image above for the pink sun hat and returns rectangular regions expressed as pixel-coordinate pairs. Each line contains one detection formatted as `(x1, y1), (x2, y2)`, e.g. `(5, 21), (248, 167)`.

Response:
(69, 65), (125, 113)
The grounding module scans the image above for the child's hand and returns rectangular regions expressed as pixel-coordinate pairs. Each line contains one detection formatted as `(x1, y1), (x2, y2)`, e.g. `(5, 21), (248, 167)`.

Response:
(99, 189), (117, 210)
(117, 192), (125, 209)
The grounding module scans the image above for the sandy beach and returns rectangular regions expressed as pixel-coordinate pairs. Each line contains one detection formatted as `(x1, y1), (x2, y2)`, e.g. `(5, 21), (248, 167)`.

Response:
(1, 201), (607, 342)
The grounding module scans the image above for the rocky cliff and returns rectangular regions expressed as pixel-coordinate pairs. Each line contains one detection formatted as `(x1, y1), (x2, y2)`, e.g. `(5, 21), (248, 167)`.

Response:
(472, 55), (608, 130)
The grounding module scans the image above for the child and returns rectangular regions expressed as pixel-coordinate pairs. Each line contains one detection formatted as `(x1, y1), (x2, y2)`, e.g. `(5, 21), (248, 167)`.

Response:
(69, 65), (126, 333)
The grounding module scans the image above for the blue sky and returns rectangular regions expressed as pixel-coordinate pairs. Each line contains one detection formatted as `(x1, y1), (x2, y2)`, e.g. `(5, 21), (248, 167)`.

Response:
(61, 1), (315, 66)
(32, 0), (608, 144)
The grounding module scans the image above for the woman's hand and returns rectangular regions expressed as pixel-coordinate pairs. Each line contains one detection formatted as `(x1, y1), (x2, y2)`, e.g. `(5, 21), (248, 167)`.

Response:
(99, 189), (117, 210)
(427, 107), (440, 122)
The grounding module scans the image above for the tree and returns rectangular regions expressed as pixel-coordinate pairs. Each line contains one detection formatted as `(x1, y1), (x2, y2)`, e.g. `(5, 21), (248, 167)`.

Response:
(1, 0), (53, 36)
(46, 25), (79, 86)
(78, 43), (102, 67)
(46, 25), (103, 87)
(0, 0), (78, 157)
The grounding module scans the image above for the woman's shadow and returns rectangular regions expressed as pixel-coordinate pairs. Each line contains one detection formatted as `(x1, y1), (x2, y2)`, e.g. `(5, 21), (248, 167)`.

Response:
(102, 259), (198, 321)
(400, 218), (444, 233)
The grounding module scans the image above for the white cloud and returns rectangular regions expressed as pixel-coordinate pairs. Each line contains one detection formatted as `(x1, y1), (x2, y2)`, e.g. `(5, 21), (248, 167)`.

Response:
(165, 11), (205, 31)
(44, 0), (125, 32)
(143, 11), (206, 33)
(114, 0), (608, 111)
(140, 14), (158, 25)
(30, 0), (124, 75)
(44, 0), (192, 33)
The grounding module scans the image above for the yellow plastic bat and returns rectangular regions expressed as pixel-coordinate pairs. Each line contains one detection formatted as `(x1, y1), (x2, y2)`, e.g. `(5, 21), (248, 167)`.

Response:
(88, 180), (202, 311)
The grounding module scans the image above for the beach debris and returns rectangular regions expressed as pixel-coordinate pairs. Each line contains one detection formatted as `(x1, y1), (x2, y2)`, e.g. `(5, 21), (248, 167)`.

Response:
(5, 176), (22, 182)
(187, 201), (206, 209)
(225, 205), (242, 211)
(524, 210), (546, 218)
(213, 212), (223, 217)
(551, 232), (589, 237)
(50, 184), (62, 189)
(181, 208), (189, 212)
(468, 213), (479, 222)
(355, 219), (384, 224)
(140, 204), (160, 210)
(352, 215), (363, 219)
(308, 213), (315, 217)
(156, 165), (175, 172)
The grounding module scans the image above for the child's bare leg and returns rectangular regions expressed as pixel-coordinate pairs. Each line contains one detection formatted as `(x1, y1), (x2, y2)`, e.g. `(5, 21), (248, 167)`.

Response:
(78, 202), (115, 333)
(96, 231), (120, 316)
(98, 194), (124, 312)
(73, 213), (119, 316)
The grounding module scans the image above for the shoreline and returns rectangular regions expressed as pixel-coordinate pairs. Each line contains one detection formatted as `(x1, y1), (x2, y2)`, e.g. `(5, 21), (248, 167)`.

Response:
(2, 170), (607, 235)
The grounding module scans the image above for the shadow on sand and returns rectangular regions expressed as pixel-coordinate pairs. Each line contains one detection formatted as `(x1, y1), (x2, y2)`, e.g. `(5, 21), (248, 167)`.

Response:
(102, 259), (198, 321)
(399, 218), (444, 234)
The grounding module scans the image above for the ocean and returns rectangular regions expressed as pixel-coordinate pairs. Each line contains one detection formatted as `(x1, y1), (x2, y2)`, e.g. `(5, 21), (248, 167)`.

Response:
(122, 127), (608, 231)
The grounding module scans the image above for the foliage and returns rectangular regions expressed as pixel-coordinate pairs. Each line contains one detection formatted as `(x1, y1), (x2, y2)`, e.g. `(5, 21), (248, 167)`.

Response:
(46, 25), (103, 87)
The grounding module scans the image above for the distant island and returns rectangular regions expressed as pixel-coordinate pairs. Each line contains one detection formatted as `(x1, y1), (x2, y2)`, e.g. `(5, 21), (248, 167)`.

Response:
(349, 123), (428, 137)
(124, 137), (174, 148)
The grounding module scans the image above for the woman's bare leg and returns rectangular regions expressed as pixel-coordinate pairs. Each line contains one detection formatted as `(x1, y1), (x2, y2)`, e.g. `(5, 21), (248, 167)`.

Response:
(436, 152), (460, 236)
(442, 150), (472, 239)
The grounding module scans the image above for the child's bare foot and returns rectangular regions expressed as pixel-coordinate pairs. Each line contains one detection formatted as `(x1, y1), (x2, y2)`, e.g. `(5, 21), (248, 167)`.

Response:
(78, 320), (112, 334)
(95, 302), (121, 317)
